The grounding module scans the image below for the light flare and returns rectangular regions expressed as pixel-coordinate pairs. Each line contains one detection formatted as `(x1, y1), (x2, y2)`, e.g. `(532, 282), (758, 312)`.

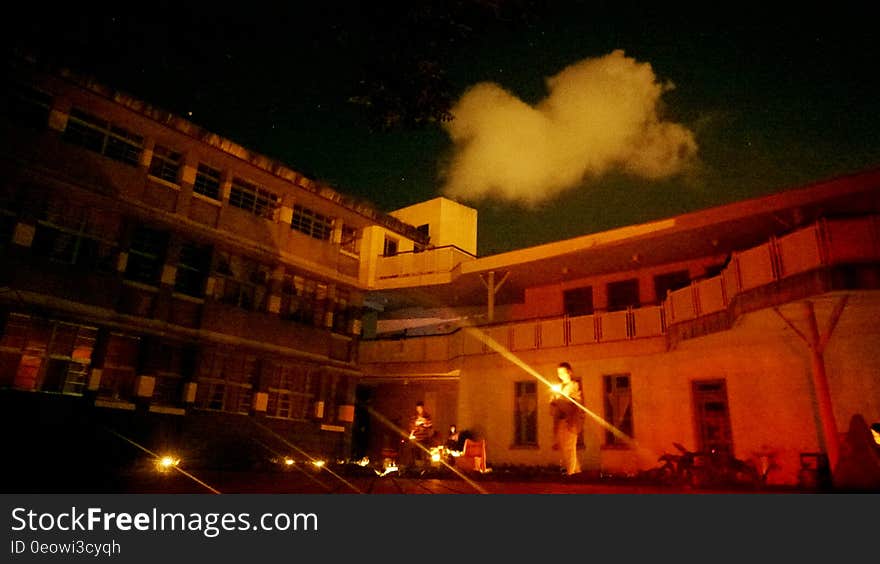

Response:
(104, 428), (220, 494)
(462, 325), (657, 463)
(366, 405), (489, 494)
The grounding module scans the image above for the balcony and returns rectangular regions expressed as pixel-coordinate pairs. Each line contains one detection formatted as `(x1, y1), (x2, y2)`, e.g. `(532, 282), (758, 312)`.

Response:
(374, 245), (476, 288)
(360, 215), (880, 365)
(359, 305), (667, 365)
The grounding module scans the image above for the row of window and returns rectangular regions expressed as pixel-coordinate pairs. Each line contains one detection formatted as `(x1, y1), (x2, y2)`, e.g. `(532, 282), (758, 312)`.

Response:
(513, 375), (633, 447)
(0, 191), (363, 333)
(6, 84), (359, 249)
(0, 314), (353, 422)
(512, 375), (734, 456)
(561, 270), (696, 315)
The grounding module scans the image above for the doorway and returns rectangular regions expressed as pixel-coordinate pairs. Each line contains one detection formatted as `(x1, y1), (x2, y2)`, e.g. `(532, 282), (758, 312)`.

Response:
(692, 379), (733, 455)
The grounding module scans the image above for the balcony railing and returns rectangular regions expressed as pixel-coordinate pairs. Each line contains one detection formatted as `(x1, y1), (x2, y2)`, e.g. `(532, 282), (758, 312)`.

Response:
(359, 304), (667, 364)
(664, 217), (880, 324)
(376, 245), (476, 281)
(360, 215), (880, 364)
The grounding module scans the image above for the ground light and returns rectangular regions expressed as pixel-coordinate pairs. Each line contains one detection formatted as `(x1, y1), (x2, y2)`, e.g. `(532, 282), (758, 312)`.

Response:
(156, 455), (180, 472)
(247, 419), (362, 493)
(104, 427), (220, 494)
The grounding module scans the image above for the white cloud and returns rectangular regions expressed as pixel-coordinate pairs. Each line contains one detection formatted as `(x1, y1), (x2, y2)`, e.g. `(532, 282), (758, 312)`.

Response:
(440, 50), (698, 206)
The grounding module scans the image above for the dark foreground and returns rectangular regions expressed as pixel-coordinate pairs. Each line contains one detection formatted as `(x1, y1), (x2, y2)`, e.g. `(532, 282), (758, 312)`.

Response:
(5, 461), (846, 494)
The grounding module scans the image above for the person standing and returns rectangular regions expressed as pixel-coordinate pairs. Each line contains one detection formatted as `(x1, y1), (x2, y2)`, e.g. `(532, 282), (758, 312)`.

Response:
(407, 401), (434, 466)
(550, 362), (584, 476)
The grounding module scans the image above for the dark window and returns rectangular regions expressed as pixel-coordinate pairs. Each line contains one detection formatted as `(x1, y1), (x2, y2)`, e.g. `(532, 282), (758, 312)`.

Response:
(340, 225), (358, 254)
(4, 83), (52, 129)
(514, 381), (538, 446)
(210, 252), (268, 311)
(148, 145), (182, 184)
(383, 237), (398, 257)
(607, 278), (640, 311)
(63, 109), (143, 166)
(653, 270), (690, 303)
(563, 286), (594, 316)
(0, 211), (14, 253)
(603, 374), (633, 446)
(0, 184), (16, 253)
(100, 333), (140, 400)
(230, 178), (278, 219)
(195, 350), (257, 414)
(140, 340), (194, 406)
(125, 226), (169, 286)
(266, 363), (314, 421)
(331, 287), (361, 334)
(704, 262), (726, 279)
(174, 242), (212, 297)
(193, 163), (222, 200)
(291, 204), (333, 240)
(280, 274), (324, 327)
(31, 199), (120, 272)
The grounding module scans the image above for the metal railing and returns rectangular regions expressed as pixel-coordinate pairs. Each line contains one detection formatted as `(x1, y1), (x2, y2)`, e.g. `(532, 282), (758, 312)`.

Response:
(375, 245), (476, 280)
(360, 216), (880, 364)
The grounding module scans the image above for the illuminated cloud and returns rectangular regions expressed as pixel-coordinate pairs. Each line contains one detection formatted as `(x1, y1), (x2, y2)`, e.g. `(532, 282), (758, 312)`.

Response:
(440, 50), (698, 206)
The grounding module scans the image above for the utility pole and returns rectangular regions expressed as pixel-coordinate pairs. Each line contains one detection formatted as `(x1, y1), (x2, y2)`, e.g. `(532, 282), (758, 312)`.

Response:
(774, 296), (848, 473)
(480, 271), (509, 323)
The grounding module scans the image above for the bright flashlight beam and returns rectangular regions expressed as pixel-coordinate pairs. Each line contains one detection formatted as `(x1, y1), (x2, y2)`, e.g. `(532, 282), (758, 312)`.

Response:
(365, 406), (489, 494)
(247, 419), (362, 494)
(104, 428), (221, 494)
(462, 326), (655, 462)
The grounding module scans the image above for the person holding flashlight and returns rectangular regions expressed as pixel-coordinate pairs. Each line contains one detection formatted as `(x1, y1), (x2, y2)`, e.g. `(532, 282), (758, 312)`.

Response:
(550, 362), (584, 476)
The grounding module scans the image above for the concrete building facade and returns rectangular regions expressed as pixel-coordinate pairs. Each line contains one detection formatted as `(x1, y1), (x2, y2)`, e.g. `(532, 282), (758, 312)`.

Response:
(359, 172), (880, 486)
(1, 58), (428, 467)
(3, 57), (879, 487)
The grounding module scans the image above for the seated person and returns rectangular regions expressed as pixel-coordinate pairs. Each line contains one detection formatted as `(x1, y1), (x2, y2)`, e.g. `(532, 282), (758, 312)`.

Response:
(445, 424), (462, 452)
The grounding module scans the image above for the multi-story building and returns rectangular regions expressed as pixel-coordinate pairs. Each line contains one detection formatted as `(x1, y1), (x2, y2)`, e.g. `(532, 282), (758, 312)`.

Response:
(359, 169), (880, 486)
(1, 57), (429, 468)
(4, 57), (879, 487)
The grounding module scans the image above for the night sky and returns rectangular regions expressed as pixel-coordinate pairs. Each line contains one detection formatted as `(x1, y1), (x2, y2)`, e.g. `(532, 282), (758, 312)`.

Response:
(6, 2), (879, 256)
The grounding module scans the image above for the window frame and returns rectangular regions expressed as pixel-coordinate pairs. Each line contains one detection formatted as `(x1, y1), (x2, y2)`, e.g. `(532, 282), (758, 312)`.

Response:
(148, 145), (183, 185)
(607, 278), (641, 312)
(603, 373), (634, 447)
(563, 286), (594, 317)
(124, 225), (169, 286)
(174, 242), (212, 297)
(291, 204), (334, 241)
(63, 108), (143, 166)
(513, 380), (538, 447)
(383, 236), (398, 257)
(229, 178), (278, 219)
(193, 163), (222, 200)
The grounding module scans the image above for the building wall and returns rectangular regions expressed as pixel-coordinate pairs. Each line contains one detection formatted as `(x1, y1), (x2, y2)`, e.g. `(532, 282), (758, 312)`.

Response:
(389, 197), (478, 255)
(2, 62), (427, 461)
(512, 255), (724, 319)
(359, 224), (420, 286)
(453, 296), (880, 484)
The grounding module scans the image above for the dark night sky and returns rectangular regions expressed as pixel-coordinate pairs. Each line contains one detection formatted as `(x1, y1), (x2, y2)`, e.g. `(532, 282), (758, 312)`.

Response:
(6, 2), (880, 256)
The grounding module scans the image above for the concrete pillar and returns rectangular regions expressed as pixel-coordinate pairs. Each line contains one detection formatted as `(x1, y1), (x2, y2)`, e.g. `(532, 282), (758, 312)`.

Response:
(804, 301), (840, 471)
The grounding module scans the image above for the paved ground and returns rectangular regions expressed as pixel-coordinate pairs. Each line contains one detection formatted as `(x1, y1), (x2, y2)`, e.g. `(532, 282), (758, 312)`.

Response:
(97, 466), (812, 494)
